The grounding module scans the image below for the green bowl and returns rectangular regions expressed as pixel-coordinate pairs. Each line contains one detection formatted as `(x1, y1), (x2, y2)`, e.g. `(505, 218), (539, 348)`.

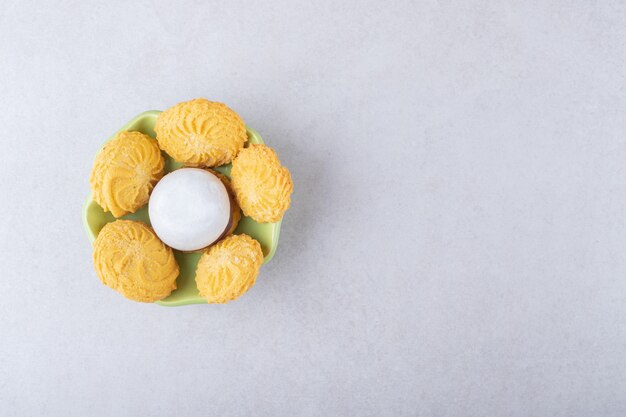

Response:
(82, 110), (282, 306)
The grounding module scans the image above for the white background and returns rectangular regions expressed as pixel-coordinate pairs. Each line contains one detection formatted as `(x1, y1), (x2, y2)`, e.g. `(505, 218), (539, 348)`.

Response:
(1, 1), (625, 416)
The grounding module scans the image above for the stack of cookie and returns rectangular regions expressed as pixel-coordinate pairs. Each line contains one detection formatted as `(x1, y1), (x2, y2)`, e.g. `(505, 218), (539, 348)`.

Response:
(89, 98), (293, 304)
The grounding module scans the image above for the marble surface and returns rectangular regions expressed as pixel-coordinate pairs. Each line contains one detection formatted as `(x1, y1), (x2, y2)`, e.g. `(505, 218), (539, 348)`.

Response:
(1, 1), (626, 416)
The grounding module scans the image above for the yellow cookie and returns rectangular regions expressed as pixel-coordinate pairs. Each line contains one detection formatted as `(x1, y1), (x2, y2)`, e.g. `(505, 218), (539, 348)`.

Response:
(231, 144), (293, 223)
(155, 98), (246, 167)
(90, 131), (164, 218)
(195, 234), (263, 304)
(208, 169), (241, 236)
(93, 220), (179, 302)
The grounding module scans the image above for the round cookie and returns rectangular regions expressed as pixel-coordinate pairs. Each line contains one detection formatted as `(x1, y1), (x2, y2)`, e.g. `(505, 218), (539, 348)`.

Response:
(93, 220), (179, 302)
(195, 234), (263, 304)
(148, 168), (231, 252)
(208, 169), (241, 236)
(230, 144), (293, 223)
(154, 98), (247, 167)
(90, 131), (164, 218)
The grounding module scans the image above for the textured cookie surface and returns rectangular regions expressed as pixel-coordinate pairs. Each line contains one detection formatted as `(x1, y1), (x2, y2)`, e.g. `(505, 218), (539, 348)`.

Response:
(195, 234), (263, 304)
(208, 169), (241, 236)
(231, 144), (293, 223)
(155, 98), (246, 167)
(90, 131), (164, 218)
(93, 220), (179, 302)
